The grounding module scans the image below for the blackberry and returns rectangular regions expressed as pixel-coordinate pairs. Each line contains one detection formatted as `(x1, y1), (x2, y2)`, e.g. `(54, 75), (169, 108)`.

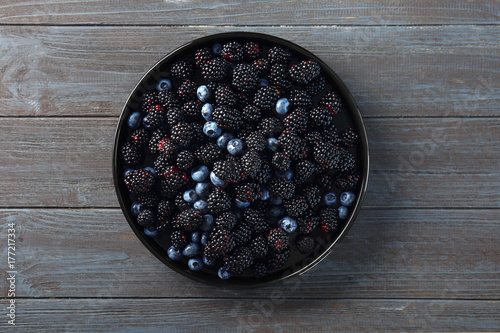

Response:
(137, 192), (160, 209)
(304, 130), (323, 145)
(144, 104), (167, 129)
(322, 125), (341, 145)
(301, 184), (322, 209)
(160, 165), (189, 190)
(253, 86), (280, 111)
(206, 227), (235, 258)
(190, 122), (205, 144)
(156, 217), (173, 232)
(294, 160), (318, 184)
(243, 41), (262, 60)
(157, 137), (178, 155)
(141, 91), (157, 112)
(241, 149), (262, 178)
(121, 141), (144, 167)
(137, 209), (156, 227)
(201, 58), (231, 82)
(317, 172), (334, 191)
(334, 171), (361, 191)
(289, 59), (321, 84)
(232, 64), (258, 93)
(194, 142), (223, 166)
(214, 84), (237, 107)
(268, 178), (295, 200)
(278, 129), (308, 160)
(207, 188), (232, 215)
(244, 208), (270, 234)
(174, 192), (191, 211)
(157, 200), (175, 218)
(170, 229), (189, 249)
(176, 150), (194, 171)
(268, 46), (292, 64)
(319, 91), (342, 115)
(267, 247), (290, 270)
(310, 106), (334, 128)
(224, 246), (253, 275)
(194, 47), (212, 68)
(297, 214), (320, 234)
(241, 105), (262, 123)
(245, 131), (266, 151)
(170, 60), (193, 79)
(268, 63), (292, 90)
(296, 235), (316, 254)
(165, 106), (184, 126)
(337, 147), (356, 172)
(250, 235), (268, 257)
(226, 155), (247, 183)
(170, 122), (193, 147)
(235, 182), (261, 203)
(287, 89), (313, 108)
(161, 182), (181, 199)
(177, 208), (203, 232)
(221, 41), (244, 62)
(313, 141), (340, 170)
(252, 160), (272, 184)
(237, 123), (256, 142)
(341, 127), (359, 148)
(272, 152), (291, 172)
(252, 58), (270, 76)
(233, 221), (252, 246)
(257, 117), (283, 137)
(177, 80), (198, 102)
(283, 107), (308, 133)
(158, 90), (180, 110)
(124, 168), (155, 194)
(320, 207), (339, 233)
(213, 160), (236, 183)
(283, 196), (309, 217)
(213, 106), (242, 131)
(129, 128), (150, 148)
(252, 261), (269, 278)
(181, 100), (203, 121)
(215, 212), (238, 230)
(154, 153), (175, 174)
(306, 75), (327, 96)
(267, 228), (289, 252)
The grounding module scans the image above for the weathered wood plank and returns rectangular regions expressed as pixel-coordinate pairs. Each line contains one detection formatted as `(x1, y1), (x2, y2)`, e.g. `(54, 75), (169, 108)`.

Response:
(0, 26), (498, 117)
(0, 118), (498, 208)
(1, 208), (498, 299)
(0, 0), (498, 25)
(2, 298), (499, 332)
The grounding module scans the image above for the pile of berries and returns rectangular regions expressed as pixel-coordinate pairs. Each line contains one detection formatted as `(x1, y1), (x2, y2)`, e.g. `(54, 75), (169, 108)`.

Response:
(120, 39), (362, 280)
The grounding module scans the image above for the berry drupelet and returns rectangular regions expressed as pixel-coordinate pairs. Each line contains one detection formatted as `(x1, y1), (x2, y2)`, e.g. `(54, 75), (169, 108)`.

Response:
(125, 168), (156, 194)
(170, 60), (194, 79)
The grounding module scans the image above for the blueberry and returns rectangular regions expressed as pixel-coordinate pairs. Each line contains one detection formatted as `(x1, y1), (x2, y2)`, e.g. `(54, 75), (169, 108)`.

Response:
(217, 132), (235, 149)
(183, 189), (198, 203)
(269, 196), (283, 205)
(188, 257), (204, 271)
(197, 85), (212, 102)
(323, 192), (337, 206)
(127, 111), (142, 129)
(235, 198), (251, 209)
(123, 168), (134, 178)
(340, 191), (356, 207)
(278, 216), (297, 233)
(276, 98), (290, 116)
(267, 137), (279, 152)
(130, 202), (143, 216)
(195, 182), (211, 198)
(200, 214), (214, 232)
(275, 168), (293, 180)
(260, 187), (270, 201)
(191, 231), (202, 243)
(201, 103), (214, 121)
(269, 206), (285, 218)
(191, 165), (210, 182)
(144, 226), (158, 238)
(182, 242), (200, 257)
(338, 206), (349, 220)
(144, 167), (156, 177)
(203, 121), (222, 138)
(167, 246), (183, 261)
(157, 79), (172, 91)
(201, 232), (210, 246)
(194, 199), (208, 212)
(258, 78), (269, 87)
(210, 171), (227, 187)
(218, 266), (232, 280)
(203, 255), (215, 266)
(227, 138), (244, 155)
(212, 43), (223, 55)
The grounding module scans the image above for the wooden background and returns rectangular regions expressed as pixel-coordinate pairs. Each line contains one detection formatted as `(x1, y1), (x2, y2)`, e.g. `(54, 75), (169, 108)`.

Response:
(0, 1), (499, 332)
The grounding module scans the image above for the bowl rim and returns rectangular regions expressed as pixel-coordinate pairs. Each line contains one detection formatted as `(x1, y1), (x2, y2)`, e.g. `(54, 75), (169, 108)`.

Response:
(112, 31), (370, 289)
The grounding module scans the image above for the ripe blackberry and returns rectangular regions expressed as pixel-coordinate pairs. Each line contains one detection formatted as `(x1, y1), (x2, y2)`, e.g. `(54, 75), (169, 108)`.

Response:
(297, 214), (320, 234)
(170, 60), (193, 79)
(224, 246), (253, 275)
(252, 261), (269, 278)
(213, 106), (242, 131)
(212, 160), (235, 183)
(310, 106), (334, 129)
(157, 200), (175, 218)
(268, 63), (292, 90)
(272, 152), (291, 172)
(215, 212), (238, 230)
(129, 128), (150, 148)
(243, 41), (262, 60)
(334, 171), (361, 191)
(165, 106), (184, 126)
(181, 100), (203, 121)
(253, 86), (280, 111)
(304, 130), (324, 145)
(267, 247), (290, 270)
(170, 122), (193, 147)
(337, 147), (356, 172)
(161, 181), (181, 199)
(170, 229), (189, 249)
(206, 227), (235, 258)
(201, 58), (231, 82)
(141, 91), (157, 112)
(252, 58), (271, 76)
(156, 217), (173, 232)
(241, 149), (262, 178)
(160, 165), (189, 190)
(313, 141), (340, 170)
(154, 153), (174, 174)
(144, 104), (167, 129)
(235, 182), (261, 203)
(317, 172), (334, 191)
(189, 122), (205, 144)
(137, 192), (160, 209)
(245, 131), (266, 151)
(137, 209), (156, 227)
(194, 47), (212, 68)
(241, 105), (262, 123)
(232, 64), (258, 93)
(301, 184), (321, 209)
(124, 168), (155, 194)
(268, 46), (292, 64)
(226, 155), (247, 183)
(157, 90), (180, 110)
(284, 196), (309, 217)
(177, 80), (198, 102)
(233, 221), (252, 246)
(244, 208), (270, 234)
(287, 89), (313, 108)
(306, 75), (327, 96)
(320, 207), (339, 233)
(267, 228), (289, 252)
(157, 137), (178, 155)
(121, 141), (144, 167)
(175, 208), (203, 232)
(278, 129), (308, 160)
(173, 153), (192, 173)
(250, 235), (268, 257)
(283, 107), (308, 133)
(222, 41), (244, 62)
(194, 142), (223, 166)
(207, 188), (232, 215)
(322, 125), (341, 145)
(296, 235), (316, 254)
(289, 59), (321, 84)
(341, 127), (359, 148)
(252, 160), (272, 184)
(294, 160), (318, 184)
(174, 192), (191, 211)
(268, 178), (295, 200)
(257, 117), (283, 137)
(319, 91), (342, 115)
(214, 84), (237, 106)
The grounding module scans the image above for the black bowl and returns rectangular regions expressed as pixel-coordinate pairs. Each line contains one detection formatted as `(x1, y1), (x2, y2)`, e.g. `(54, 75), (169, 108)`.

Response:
(113, 32), (369, 288)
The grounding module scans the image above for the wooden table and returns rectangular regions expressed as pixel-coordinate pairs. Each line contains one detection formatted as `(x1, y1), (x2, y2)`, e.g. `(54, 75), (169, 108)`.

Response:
(1, 1), (499, 332)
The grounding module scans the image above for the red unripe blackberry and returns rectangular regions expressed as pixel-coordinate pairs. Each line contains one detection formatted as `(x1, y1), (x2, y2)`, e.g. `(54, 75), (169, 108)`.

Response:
(124, 168), (155, 194)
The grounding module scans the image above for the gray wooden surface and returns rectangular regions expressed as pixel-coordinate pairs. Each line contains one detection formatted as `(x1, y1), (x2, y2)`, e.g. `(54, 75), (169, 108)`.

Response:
(0, 1), (499, 332)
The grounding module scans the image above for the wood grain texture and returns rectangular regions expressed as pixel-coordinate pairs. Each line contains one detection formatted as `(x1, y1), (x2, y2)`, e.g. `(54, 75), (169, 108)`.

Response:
(1, 298), (499, 332)
(1, 208), (498, 299)
(1, 118), (498, 208)
(0, 26), (498, 117)
(0, 0), (499, 25)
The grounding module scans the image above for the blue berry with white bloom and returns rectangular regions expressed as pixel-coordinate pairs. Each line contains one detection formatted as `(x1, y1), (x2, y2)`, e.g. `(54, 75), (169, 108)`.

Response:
(258, 78), (269, 87)
(203, 121), (222, 138)
(157, 78), (172, 91)
(144, 226), (158, 238)
(217, 132), (234, 149)
(124, 168), (134, 178)
(260, 187), (270, 201)
(269, 206), (285, 217)
(200, 214), (214, 232)
(227, 138), (244, 155)
(340, 191), (356, 207)
(191, 231), (202, 243)
(183, 189), (198, 203)
(210, 171), (227, 187)
(275, 168), (293, 180)
(218, 266), (232, 280)
(278, 216), (297, 233)
(130, 202), (143, 216)
(201, 103), (214, 121)
(127, 112), (142, 129)
(269, 196), (283, 205)
(194, 199), (208, 212)
(338, 206), (349, 220)
(195, 182), (211, 198)
(235, 198), (251, 209)
(183, 242), (200, 257)
(167, 246), (183, 261)
(191, 165), (210, 182)
(212, 43), (223, 55)
(323, 192), (337, 206)
(276, 98), (290, 116)
(203, 255), (215, 266)
(267, 137), (279, 152)
(142, 115), (152, 130)
(188, 257), (204, 271)
(201, 232), (210, 246)
(197, 85), (212, 102)
(144, 166), (156, 176)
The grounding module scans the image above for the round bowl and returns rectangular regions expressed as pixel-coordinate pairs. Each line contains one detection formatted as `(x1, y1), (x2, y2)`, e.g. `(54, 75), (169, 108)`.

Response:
(113, 32), (369, 288)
